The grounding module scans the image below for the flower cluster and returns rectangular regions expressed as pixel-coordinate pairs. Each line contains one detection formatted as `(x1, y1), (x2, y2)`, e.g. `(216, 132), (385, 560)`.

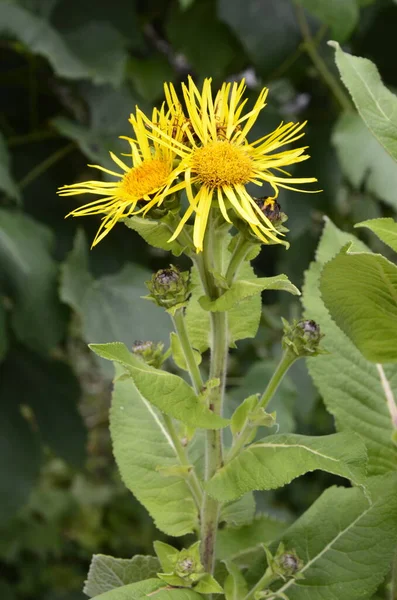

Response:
(59, 77), (318, 251)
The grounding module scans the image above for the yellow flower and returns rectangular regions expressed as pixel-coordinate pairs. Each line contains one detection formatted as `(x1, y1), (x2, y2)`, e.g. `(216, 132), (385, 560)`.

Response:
(141, 77), (319, 252)
(58, 107), (185, 246)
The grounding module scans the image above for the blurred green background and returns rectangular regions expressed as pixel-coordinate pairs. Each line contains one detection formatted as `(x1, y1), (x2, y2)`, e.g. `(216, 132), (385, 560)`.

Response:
(1, 0), (397, 598)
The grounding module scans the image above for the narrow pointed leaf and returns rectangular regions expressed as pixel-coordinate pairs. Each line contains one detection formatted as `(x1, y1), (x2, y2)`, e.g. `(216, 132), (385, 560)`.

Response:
(110, 374), (198, 536)
(207, 432), (367, 502)
(331, 43), (397, 162)
(91, 342), (228, 429)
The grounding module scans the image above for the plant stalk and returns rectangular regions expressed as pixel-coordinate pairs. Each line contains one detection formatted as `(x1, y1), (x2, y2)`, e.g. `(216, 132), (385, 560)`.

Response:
(244, 568), (279, 600)
(227, 349), (297, 463)
(225, 234), (254, 286)
(172, 308), (204, 395)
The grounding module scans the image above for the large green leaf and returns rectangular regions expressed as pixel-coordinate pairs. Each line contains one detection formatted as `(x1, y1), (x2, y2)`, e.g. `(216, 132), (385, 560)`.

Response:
(89, 579), (163, 600)
(0, 209), (66, 353)
(300, 0), (359, 42)
(356, 218), (397, 253)
(321, 247), (397, 363)
(223, 560), (248, 600)
(331, 43), (397, 162)
(0, 3), (127, 86)
(207, 432), (367, 502)
(302, 218), (397, 474)
(110, 373), (198, 536)
(216, 515), (288, 561)
(91, 342), (228, 429)
(84, 554), (160, 598)
(270, 474), (397, 600)
(124, 216), (187, 257)
(332, 113), (397, 209)
(218, 0), (301, 76)
(199, 276), (299, 312)
(60, 231), (171, 377)
(0, 133), (19, 201)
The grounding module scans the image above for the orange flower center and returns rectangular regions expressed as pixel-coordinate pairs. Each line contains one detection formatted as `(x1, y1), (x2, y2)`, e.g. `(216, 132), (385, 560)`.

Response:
(119, 159), (171, 199)
(191, 141), (253, 188)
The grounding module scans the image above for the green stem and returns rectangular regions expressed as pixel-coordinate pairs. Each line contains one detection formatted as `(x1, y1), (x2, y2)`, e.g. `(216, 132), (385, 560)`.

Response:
(198, 212), (229, 574)
(227, 349), (297, 464)
(225, 234), (254, 286)
(163, 414), (203, 511)
(244, 568), (278, 600)
(295, 3), (354, 112)
(172, 308), (203, 395)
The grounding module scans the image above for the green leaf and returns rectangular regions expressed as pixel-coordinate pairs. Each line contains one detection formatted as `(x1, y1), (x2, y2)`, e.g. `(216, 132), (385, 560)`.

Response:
(195, 574), (223, 594)
(60, 231), (171, 378)
(207, 432), (367, 502)
(170, 332), (202, 372)
(302, 218), (397, 474)
(91, 342), (228, 429)
(218, 0), (301, 76)
(88, 579), (164, 600)
(0, 3), (128, 86)
(110, 373), (198, 536)
(223, 561), (248, 600)
(84, 554), (160, 598)
(128, 56), (174, 103)
(0, 133), (20, 201)
(220, 493), (256, 528)
(332, 113), (397, 209)
(356, 217), (397, 253)
(166, 0), (240, 78)
(0, 368), (41, 524)
(330, 43), (397, 162)
(124, 216), (187, 257)
(230, 395), (258, 436)
(199, 276), (300, 312)
(300, 0), (359, 42)
(271, 474), (397, 600)
(216, 515), (288, 561)
(321, 247), (397, 363)
(0, 209), (66, 353)
(154, 541), (179, 572)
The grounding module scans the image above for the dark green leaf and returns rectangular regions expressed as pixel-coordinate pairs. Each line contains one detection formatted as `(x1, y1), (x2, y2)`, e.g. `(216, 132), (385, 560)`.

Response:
(0, 133), (20, 201)
(300, 0), (359, 42)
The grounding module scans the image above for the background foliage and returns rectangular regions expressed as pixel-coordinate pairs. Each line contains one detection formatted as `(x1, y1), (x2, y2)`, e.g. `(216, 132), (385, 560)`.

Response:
(1, 0), (397, 598)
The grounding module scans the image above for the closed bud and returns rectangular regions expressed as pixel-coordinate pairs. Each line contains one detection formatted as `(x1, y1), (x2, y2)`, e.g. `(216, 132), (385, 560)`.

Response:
(145, 265), (191, 312)
(282, 318), (324, 357)
(277, 552), (303, 577)
(131, 340), (165, 368)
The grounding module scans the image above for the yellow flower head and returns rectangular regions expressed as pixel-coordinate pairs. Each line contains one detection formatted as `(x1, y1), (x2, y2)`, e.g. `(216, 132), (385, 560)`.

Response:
(58, 107), (184, 246)
(141, 77), (319, 252)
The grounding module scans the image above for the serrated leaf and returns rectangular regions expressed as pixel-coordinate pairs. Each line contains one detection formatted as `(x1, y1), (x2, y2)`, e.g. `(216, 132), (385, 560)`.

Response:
(223, 560), (248, 600)
(110, 374), (198, 536)
(220, 493), (256, 528)
(321, 248), (397, 363)
(331, 43), (397, 162)
(0, 133), (19, 201)
(217, 515), (288, 561)
(124, 216), (186, 256)
(302, 218), (397, 474)
(199, 276), (299, 312)
(0, 209), (66, 353)
(356, 217), (397, 253)
(332, 113), (397, 209)
(60, 231), (171, 378)
(300, 0), (358, 42)
(91, 342), (228, 429)
(84, 554), (160, 598)
(271, 474), (397, 600)
(207, 432), (367, 502)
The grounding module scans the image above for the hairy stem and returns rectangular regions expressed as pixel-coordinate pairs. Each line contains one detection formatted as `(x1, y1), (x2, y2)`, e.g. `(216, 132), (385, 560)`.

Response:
(198, 212), (229, 574)
(163, 414), (203, 511)
(227, 349), (297, 463)
(295, 3), (353, 112)
(172, 308), (204, 395)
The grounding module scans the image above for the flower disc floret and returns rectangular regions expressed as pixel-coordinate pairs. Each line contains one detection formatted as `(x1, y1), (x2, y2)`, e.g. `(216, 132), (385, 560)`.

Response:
(192, 141), (253, 188)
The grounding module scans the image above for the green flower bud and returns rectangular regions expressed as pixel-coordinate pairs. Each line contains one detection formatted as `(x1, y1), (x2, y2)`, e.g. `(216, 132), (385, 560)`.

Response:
(145, 265), (191, 312)
(277, 551), (303, 577)
(131, 340), (165, 368)
(282, 318), (324, 357)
